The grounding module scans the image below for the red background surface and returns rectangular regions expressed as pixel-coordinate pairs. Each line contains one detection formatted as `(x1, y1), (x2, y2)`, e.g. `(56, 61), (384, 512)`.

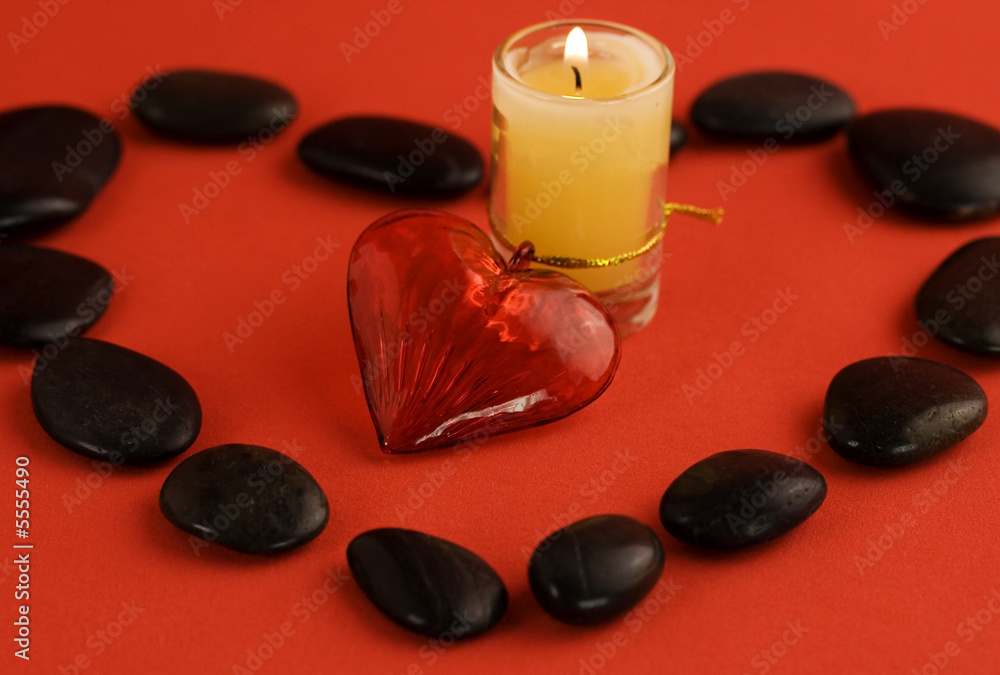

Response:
(3, 0), (1000, 673)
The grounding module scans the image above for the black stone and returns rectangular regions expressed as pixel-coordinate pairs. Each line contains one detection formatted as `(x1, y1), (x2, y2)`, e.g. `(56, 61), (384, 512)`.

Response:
(297, 116), (484, 197)
(31, 338), (201, 465)
(847, 109), (1000, 221)
(132, 69), (297, 143)
(659, 450), (826, 549)
(917, 238), (1000, 354)
(691, 71), (855, 142)
(347, 528), (507, 638)
(0, 105), (121, 235)
(670, 120), (688, 155)
(0, 246), (113, 347)
(824, 357), (987, 466)
(160, 444), (328, 554)
(527, 515), (663, 625)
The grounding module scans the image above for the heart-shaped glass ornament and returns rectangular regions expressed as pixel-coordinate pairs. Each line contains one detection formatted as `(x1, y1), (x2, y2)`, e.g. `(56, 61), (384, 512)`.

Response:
(347, 210), (621, 454)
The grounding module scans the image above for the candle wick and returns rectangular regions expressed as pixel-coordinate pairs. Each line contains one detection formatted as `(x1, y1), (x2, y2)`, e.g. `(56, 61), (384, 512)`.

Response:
(571, 66), (582, 93)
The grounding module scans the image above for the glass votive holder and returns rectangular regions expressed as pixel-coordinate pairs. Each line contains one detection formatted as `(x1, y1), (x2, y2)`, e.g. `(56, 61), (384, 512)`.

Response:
(490, 20), (675, 337)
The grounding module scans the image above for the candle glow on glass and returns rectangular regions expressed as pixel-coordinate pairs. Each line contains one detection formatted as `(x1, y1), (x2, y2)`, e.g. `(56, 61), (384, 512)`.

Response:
(490, 21), (674, 336)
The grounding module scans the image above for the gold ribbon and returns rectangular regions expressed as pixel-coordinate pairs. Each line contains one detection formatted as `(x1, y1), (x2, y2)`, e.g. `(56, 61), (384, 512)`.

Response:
(490, 202), (724, 269)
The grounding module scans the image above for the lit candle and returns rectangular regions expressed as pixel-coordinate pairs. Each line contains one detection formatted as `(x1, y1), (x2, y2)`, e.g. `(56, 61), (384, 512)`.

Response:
(490, 21), (674, 336)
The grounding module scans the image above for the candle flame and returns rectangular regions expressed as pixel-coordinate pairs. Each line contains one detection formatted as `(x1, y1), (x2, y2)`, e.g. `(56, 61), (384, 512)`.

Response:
(564, 27), (588, 67)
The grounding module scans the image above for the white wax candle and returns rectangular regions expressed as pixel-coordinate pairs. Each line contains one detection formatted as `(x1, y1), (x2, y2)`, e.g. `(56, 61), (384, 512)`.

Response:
(490, 21), (674, 335)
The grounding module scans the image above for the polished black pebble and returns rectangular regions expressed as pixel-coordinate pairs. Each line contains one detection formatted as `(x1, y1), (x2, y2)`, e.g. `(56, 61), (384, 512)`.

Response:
(847, 109), (1000, 221)
(824, 357), (987, 466)
(0, 246), (113, 347)
(660, 450), (826, 549)
(916, 238), (1000, 354)
(670, 119), (688, 155)
(347, 528), (507, 638)
(528, 515), (663, 625)
(160, 444), (328, 554)
(132, 69), (297, 143)
(0, 105), (121, 234)
(31, 338), (201, 465)
(297, 116), (484, 197)
(691, 71), (855, 142)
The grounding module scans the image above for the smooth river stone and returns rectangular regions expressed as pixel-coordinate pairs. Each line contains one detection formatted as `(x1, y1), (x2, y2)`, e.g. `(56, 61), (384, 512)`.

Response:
(31, 338), (201, 465)
(0, 246), (113, 347)
(691, 71), (855, 142)
(824, 357), (987, 466)
(670, 119), (688, 155)
(160, 444), (329, 554)
(916, 237), (1000, 354)
(0, 105), (121, 234)
(659, 450), (826, 549)
(297, 116), (484, 197)
(347, 528), (507, 638)
(132, 69), (297, 143)
(847, 109), (1000, 220)
(528, 515), (664, 624)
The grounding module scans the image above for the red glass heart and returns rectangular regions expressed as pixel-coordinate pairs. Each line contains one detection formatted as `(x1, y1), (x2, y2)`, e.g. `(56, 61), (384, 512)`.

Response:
(348, 210), (621, 454)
